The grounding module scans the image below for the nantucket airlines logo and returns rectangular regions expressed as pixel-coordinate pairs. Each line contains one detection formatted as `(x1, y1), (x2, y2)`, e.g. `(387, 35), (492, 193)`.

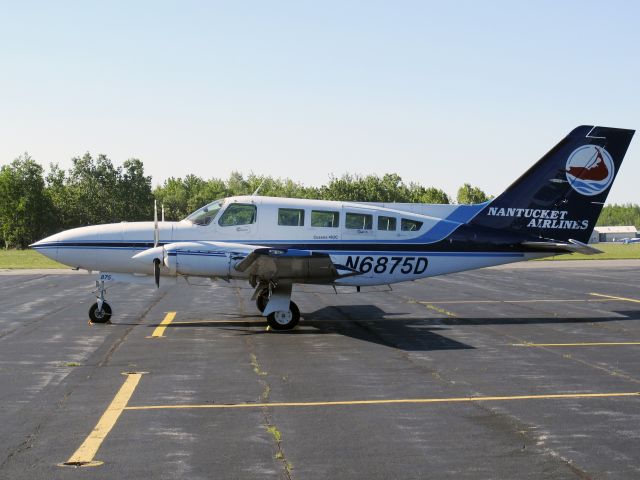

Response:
(565, 145), (615, 196)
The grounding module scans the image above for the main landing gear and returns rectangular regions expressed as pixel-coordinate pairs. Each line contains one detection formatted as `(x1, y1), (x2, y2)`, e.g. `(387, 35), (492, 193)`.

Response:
(253, 283), (300, 330)
(89, 280), (112, 323)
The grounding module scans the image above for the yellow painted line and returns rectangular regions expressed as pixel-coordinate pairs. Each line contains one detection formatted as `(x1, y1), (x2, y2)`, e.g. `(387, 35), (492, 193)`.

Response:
(419, 298), (618, 305)
(124, 391), (639, 411)
(171, 319), (264, 325)
(590, 292), (640, 304)
(62, 373), (143, 467)
(515, 342), (640, 347)
(150, 311), (176, 337)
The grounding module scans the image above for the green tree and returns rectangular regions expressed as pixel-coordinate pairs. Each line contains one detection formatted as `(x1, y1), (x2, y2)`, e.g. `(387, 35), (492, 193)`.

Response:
(596, 204), (640, 228)
(456, 183), (488, 204)
(408, 184), (450, 204)
(0, 153), (54, 248)
(118, 159), (154, 221)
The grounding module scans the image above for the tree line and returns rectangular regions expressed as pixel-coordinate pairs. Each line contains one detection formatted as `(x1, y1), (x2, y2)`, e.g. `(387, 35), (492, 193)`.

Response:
(1, 153), (635, 249)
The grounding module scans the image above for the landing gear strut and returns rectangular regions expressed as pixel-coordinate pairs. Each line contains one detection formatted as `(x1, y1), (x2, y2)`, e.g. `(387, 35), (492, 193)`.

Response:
(256, 287), (269, 313)
(89, 280), (112, 323)
(253, 282), (300, 330)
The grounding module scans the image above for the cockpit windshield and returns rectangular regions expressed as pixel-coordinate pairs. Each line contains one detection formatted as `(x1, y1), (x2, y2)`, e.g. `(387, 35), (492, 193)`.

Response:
(184, 199), (224, 226)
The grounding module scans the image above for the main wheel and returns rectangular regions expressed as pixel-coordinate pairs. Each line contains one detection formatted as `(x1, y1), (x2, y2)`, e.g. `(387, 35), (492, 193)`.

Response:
(256, 291), (269, 313)
(89, 302), (112, 323)
(266, 301), (300, 330)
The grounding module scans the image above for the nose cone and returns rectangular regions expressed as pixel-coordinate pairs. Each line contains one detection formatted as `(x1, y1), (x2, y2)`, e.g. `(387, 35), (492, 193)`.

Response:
(30, 225), (112, 268)
(30, 233), (63, 261)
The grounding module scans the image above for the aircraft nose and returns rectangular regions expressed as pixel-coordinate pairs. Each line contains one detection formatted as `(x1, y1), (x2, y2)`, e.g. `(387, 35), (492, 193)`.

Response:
(30, 234), (61, 261)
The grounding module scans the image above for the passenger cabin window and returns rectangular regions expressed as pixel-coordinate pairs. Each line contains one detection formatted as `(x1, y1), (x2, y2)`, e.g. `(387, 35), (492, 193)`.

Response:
(401, 218), (423, 232)
(278, 208), (305, 226)
(377, 216), (397, 231)
(311, 210), (339, 228)
(346, 213), (373, 230)
(219, 204), (257, 226)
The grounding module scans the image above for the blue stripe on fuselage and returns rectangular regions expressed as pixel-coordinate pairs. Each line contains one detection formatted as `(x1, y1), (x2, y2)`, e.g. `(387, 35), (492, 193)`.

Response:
(32, 242), (524, 258)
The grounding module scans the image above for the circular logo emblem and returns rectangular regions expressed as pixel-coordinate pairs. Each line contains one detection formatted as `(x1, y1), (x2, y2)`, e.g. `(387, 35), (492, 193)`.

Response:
(565, 145), (615, 196)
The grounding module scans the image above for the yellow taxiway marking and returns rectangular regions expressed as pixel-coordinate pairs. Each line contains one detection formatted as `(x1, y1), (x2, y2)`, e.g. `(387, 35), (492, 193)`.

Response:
(150, 311), (177, 337)
(416, 292), (640, 306)
(62, 373), (143, 467)
(124, 391), (639, 411)
(514, 342), (640, 347)
(418, 298), (618, 305)
(590, 292), (640, 304)
(171, 319), (264, 325)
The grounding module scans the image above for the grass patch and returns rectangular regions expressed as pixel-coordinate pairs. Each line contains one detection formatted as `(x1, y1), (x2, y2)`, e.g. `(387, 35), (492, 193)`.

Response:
(0, 249), (67, 269)
(266, 425), (282, 442)
(540, 243), (640, 261)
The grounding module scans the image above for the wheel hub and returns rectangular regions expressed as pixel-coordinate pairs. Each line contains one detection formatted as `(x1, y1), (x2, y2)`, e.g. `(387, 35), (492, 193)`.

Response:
(273, 310), (293, 325)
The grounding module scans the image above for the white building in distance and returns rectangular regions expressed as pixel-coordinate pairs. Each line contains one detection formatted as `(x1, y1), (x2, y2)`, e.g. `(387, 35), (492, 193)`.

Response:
(590, 226), (638, 243)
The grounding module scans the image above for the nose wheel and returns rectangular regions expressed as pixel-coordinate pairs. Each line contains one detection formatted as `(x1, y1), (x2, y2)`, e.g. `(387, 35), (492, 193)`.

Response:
(89, 302), (112, 323)
(89, 279), (112, 323)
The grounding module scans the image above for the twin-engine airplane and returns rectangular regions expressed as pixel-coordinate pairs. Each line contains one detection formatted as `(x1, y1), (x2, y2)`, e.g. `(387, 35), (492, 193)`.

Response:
(32, 126), (634, 330)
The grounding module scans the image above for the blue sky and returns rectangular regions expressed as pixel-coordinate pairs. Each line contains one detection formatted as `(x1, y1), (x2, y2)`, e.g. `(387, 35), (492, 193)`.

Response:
(1, 1), (639, 203)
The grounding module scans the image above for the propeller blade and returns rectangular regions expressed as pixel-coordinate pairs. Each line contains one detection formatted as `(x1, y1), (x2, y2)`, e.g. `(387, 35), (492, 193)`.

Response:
(153, 258), (161, 288)
(153, 200), (159, 248)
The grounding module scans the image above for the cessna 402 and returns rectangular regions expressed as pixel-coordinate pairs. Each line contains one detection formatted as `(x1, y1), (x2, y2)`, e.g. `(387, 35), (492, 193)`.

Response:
(32, 126), (634, 330)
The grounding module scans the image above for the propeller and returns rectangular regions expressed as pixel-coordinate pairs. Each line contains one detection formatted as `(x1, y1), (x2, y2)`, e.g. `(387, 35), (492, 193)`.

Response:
(153, 200), (160, 287)
(153, 200), (159, 248)
(153, 258), (161, 288)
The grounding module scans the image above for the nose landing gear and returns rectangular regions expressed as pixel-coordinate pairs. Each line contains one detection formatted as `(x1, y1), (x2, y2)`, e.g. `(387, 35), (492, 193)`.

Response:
(89, 280), (112, 323)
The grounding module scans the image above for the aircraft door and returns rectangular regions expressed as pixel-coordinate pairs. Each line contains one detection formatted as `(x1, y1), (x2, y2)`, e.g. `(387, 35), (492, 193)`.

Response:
(342, 210), (376, 241)
(217, 203), (258, 240)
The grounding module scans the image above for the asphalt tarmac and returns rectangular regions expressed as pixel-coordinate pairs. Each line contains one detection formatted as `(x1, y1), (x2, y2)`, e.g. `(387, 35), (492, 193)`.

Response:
(1, 260), (639, 479)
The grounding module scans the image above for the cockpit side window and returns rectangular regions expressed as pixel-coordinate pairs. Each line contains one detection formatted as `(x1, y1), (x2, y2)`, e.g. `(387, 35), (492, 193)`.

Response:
(219, 204), (257, 226)
(185, 200), (223, 226)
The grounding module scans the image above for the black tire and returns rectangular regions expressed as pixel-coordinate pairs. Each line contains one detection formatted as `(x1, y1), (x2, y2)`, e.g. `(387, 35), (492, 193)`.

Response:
(89, 302), (112, 323)
(266, 301), (300, 330)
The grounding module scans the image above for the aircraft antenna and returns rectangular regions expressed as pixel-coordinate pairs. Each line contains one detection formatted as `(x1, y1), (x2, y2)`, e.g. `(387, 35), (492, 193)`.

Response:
(251, 178), (266, 197)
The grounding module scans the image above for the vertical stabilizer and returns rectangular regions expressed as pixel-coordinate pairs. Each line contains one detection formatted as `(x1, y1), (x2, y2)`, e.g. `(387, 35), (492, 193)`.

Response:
(469, 126), (634, 243)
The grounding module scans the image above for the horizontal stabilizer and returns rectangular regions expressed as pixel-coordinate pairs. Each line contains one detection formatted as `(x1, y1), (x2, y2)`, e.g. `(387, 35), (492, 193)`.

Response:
(521, 238), (603, 255)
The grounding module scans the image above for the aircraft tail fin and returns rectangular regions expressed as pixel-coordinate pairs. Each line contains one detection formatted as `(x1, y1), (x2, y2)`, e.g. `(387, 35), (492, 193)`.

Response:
(468, 126), (634, 243)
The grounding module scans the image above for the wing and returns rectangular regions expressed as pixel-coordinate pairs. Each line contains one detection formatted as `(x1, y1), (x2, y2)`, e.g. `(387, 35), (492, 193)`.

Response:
(234, 247), (358, 283)
(134, 241), (359, 283)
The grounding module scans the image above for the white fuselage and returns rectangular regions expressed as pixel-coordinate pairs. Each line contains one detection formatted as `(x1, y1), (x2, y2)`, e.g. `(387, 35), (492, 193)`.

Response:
(32, 196), (544, 286)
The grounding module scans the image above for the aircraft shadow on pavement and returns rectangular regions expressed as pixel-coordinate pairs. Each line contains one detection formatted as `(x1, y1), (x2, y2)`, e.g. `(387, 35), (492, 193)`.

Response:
(303, 305), (473, 351)
(148, 307), (639, 352)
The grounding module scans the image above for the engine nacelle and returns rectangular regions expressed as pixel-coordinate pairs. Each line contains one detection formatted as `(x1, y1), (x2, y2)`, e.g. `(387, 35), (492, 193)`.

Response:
(164, 241), (254, 278)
